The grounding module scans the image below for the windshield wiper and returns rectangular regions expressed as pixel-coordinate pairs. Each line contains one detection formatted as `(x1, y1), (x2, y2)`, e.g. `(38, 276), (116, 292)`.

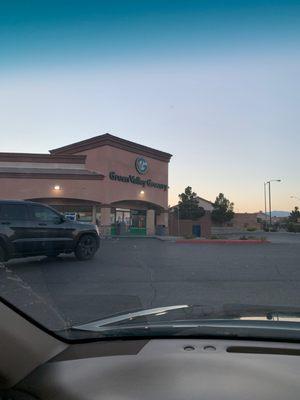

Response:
(72, 303), (300, 333)
(73, 304), (189, 332)
(66, 319), (300, 342)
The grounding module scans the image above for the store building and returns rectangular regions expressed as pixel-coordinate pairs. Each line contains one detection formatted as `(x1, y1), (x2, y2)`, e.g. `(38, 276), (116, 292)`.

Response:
(169, 195), (213, 238)
(0, 134), (172, 236)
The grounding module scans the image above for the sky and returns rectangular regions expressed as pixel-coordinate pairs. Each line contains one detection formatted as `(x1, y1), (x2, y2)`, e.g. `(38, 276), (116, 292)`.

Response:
(0, 0), (299, 212)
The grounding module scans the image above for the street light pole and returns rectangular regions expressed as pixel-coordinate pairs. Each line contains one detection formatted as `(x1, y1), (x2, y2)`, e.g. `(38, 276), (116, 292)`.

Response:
(268, 181), (272, 227)
(264, 182), (267, 222)
(177, 206), (180, 236)
(265, 179), (281, 229)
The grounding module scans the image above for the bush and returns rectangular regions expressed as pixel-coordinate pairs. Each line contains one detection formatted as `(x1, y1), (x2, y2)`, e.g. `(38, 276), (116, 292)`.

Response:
(183, 234), (196, 239)
(246, 227), (257, 232)
(287, 223), (300, 233)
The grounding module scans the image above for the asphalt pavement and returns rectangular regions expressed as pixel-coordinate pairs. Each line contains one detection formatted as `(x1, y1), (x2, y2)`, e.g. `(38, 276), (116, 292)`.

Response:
(0, 236), (300, 331)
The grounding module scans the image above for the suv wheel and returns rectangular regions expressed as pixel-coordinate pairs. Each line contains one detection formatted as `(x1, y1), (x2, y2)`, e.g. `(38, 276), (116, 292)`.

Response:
(0, 245), (6, 263)
(75, 234), (98, 261)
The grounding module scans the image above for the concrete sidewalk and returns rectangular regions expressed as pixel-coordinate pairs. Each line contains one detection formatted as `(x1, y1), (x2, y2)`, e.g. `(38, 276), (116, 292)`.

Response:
(103, 235), (181, 241)
(107, 233), (300, 244)
(176, 238), (269, 244)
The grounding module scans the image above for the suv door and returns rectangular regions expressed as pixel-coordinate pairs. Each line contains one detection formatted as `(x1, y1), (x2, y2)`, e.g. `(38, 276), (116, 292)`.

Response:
(28, 204), (75, 254)
(0, 203), (32, 256)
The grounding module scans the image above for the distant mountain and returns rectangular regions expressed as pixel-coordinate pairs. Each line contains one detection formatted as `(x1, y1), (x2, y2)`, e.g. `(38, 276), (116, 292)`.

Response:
(271, 211), (290, 217)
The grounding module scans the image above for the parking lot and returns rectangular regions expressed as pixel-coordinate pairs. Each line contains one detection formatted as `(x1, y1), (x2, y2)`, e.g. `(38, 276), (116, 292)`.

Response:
(1, 236), (300, 331)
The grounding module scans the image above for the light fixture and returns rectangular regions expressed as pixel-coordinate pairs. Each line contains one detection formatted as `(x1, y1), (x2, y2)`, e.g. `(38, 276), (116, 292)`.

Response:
(140, 190), (145, 195)
(54, 185), (61, 191)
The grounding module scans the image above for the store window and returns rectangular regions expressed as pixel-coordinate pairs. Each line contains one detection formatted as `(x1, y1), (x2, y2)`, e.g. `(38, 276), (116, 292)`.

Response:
(131, 210), (146, 228)
(111, 208), (147, 235)
(52, 204), (96, 222)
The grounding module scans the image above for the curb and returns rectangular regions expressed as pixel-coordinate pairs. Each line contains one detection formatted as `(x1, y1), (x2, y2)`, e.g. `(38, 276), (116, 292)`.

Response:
(103, 236), (156, 239)
(176, 239), (270, 244)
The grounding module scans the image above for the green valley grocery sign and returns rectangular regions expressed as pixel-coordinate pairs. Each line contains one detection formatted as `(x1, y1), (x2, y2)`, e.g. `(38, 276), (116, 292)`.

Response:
(109, 171), (168, 191)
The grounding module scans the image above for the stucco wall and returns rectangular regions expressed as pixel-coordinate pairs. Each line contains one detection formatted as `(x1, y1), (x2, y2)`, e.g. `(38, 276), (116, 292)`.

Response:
(228, 213), (261, 229)
(169, 212), (212, 237)
(0, 162), (84, 170)
(0, 178), (104, 203)
(197, 198), (213, 211)
(0, 143), (170, 210)
(75, 145), (169, 209)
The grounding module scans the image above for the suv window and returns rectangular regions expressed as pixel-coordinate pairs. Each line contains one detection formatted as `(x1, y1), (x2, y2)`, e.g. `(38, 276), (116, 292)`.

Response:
(30, 205), (61, 222)
(0, 204), (28, 220)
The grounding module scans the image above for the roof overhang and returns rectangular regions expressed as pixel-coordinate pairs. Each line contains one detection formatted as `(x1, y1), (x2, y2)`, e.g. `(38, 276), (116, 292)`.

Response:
(0, 167), (104, 180)
(0, 152), (86, 164)
(50, 133), (172, 162)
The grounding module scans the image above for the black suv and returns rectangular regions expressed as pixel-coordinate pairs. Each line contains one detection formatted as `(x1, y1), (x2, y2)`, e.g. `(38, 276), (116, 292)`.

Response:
(0, 200), (100, 262)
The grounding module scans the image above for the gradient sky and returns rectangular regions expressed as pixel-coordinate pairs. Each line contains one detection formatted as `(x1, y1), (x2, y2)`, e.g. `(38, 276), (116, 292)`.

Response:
(1, 0), (299, 211)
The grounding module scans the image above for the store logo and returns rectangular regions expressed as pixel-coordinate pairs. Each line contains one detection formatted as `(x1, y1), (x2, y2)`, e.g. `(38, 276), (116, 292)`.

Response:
(135, 157), (148, 175)
(109, 171), (168, 191)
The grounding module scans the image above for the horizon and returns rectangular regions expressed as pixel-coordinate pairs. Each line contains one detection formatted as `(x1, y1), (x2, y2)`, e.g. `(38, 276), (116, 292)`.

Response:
(1, 0), (299, 212)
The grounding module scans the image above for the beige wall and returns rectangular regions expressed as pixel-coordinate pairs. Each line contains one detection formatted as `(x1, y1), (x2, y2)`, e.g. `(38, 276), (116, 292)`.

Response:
(197, 198), (213, 211)
(0, 162), (84, 170)
(0, 145), (169, 231)
(146, 209), (155, 235)
(0, 178), (104, 203)
(156, 211), (169, 227)
(75, 145), (169, 209)
(225, 213), (261, 229)
(169, 212), (212, 237)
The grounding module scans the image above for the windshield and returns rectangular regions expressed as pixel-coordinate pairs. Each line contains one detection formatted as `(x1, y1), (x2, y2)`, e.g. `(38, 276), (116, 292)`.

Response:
(0, 0), (299, 342)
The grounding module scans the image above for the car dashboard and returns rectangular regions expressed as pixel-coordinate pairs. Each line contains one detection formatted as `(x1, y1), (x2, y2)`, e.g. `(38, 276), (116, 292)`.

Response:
(1, 301), (300, 400)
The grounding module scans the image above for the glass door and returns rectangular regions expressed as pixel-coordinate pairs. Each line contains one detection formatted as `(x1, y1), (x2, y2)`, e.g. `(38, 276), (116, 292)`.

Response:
(114, 209), (131, 235)
(130, 210), (146, 235)
(111, 209), (147, 236)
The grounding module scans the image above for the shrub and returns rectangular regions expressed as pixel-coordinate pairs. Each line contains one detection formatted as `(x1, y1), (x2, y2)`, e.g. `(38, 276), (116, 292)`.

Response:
(183, 234), (196, 239)
(287, 223), (300, 233)
(246, 227), (257, 232)
(239, 235), (248, 240)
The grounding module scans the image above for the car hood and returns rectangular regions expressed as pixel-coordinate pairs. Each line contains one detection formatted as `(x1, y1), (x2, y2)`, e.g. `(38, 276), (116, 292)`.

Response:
(71, 303), (300, 332)
(68, 221), (97, 230)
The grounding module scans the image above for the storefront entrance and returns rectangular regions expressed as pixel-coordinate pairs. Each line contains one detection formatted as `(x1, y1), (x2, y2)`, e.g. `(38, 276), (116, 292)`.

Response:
(111, 208), (146, 236)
